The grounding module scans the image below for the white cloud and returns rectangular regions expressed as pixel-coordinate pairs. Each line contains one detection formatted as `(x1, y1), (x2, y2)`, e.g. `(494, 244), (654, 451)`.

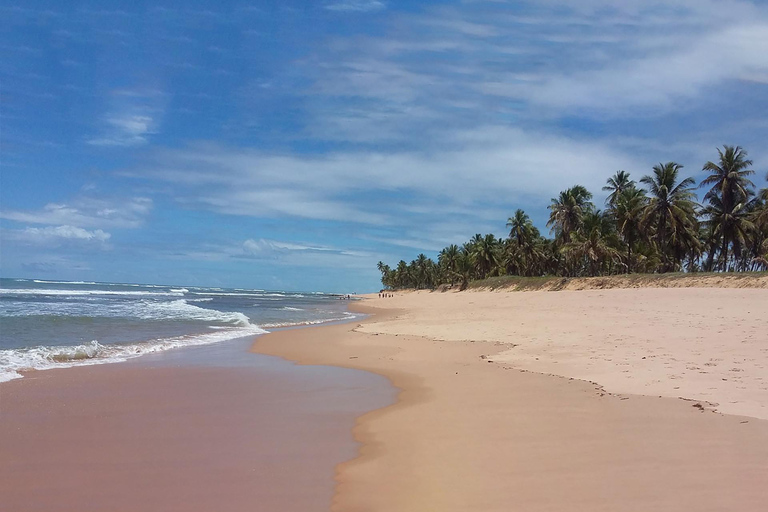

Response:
(299, 0), (768, 137)
(88, 113), (155, 146)
(520, 24), (768, 114)
(324, 1), (386, 13)
(87, 88), (166, 147)
(1, 224), (112, 250)
(158, 238), (377, 271)
(126, 126), (642, 245)
(0, 197), (152, 229)
(22, 225), (111, 243)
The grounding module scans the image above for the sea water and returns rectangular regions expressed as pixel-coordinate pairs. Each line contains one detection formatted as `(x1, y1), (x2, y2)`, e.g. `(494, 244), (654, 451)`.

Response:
(0, 278), (359, 382)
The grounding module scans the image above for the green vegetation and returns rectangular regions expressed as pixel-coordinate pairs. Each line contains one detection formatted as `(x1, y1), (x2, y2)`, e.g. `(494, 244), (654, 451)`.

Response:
(377, 145), (768, 290)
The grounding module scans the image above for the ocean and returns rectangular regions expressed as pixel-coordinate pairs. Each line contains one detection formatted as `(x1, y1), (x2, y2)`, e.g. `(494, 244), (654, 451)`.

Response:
(0, 278), (360, 382)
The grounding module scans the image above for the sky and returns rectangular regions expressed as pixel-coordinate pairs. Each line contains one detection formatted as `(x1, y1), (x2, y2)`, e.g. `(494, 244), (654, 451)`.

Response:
(1, 0), (767, 292)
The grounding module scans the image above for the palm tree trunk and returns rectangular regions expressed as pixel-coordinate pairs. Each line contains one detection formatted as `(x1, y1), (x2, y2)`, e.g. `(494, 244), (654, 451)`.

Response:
(721, 236), (729, 272)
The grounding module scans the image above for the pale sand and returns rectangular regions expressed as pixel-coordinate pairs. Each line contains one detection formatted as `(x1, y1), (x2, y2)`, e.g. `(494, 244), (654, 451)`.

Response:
(358, 288), (768, 419)
(253, 290), (768, 511)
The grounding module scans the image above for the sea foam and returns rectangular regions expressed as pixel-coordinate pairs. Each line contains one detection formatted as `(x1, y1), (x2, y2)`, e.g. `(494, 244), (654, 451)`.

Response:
(0, 288), (185, 297)
(0, 323), (268, 383)
(1, 299), (252, 325)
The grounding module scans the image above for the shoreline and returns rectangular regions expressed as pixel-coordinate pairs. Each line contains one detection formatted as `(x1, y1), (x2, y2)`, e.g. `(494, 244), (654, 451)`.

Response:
(252, 289), (768, 511)
(0, 324), (393, 512)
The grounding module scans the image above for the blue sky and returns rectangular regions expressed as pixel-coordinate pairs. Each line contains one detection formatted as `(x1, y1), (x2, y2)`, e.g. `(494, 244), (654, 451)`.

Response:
(1, 0), (767, 292)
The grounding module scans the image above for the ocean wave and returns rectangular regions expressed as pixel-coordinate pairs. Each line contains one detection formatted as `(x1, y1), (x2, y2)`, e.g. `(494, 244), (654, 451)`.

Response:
(189, 291), (268, 297)
(0, 324), (269, 383)
(0, 288), (184, 297)
(260, 312), (358, 329)
(1, 299), (252, 326)
(280, 306), (304, 311)
(136, 300), (252, 325)
(32, 279), (101, 285)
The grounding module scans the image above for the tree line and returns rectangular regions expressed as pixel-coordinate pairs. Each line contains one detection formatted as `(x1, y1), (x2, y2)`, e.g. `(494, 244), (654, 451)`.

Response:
(377, 145), (768, 290)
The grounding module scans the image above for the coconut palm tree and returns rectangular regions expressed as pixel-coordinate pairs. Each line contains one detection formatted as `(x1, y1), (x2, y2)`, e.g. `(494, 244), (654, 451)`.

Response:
(472, 234), (501, 279)
(453, 250), (475, 290)
(562, 210), (621, 276)
(547, 185), (594, 243)
(701, 146), (756, 270)
(603, 171), (635, 209)
(439, 244), (461, 283)
(377, 261), (393, 288)
(613, 186), (647, 272)
(394, 260), (408, 288)
(754, 172), (768, 228)
(507, 209), (537, 246)
(413, 253), (431, 289)
(701, 146), (755, 206)
(702, 196), (755, 271)
(506, 209), (541, 276)
(640, 162), (698, 272)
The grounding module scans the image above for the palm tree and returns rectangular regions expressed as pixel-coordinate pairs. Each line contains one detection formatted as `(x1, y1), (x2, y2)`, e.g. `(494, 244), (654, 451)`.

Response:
(603, 171), (635, 209)
(507, 209), (537, 246)
(395, 260), (408, 288)
(562, 210), (621, 276)
(506, 209), (541, 276)
(754, 172), (768, 228)
(454, 250), (475, 290)
(472, 234), (500, 279)
(613, 186), (647, 272)
(547, 185), (593, 243)
(439, 244), (461, 283)
(377, 261), (392, 288)
(640, 162), (698, 272)
(702, 196), (755, 271)
(414, 254), (430, 289)
(701, 146), (756, 270)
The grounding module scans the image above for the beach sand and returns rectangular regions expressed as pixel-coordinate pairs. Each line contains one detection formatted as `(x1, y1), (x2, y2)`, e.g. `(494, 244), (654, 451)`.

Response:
(2, 286), (767, 511)
(253, 288), (768, 511)
(0, 349), (392, 512)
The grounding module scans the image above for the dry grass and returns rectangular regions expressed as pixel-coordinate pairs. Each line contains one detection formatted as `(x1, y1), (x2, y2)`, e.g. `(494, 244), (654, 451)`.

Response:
(465, 272), (768, 292)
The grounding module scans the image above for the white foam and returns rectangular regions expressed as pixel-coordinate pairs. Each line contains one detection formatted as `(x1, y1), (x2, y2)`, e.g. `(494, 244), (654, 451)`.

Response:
(1, 299), (251, 325)
(32, 279), (100, 285)
(189, 291), (268, 297)
(0, 324), (268, 383)
(261, 311), (358, 329)
(136, 300), (252, 325)
(280, 306), (304, 311)
(0, 288), (183, 297)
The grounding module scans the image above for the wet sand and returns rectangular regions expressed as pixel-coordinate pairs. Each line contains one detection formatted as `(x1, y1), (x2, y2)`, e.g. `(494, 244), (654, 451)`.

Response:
(253, 294), (768, 511)
(0, 340), (392, 512)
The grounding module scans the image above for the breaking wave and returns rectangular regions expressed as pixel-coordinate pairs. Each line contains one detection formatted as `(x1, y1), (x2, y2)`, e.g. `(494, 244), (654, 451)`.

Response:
(1, 299), (253, 325)
(0, 288), (185, 297)
(260, 311), (359, 329)
(0, 324), (268, 383)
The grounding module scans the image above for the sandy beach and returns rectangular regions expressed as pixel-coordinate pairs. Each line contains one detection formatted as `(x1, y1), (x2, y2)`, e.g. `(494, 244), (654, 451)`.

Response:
(254, 286), (768, 511)
(3, 285), (767, 511)
(0, 342), (392, 512)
